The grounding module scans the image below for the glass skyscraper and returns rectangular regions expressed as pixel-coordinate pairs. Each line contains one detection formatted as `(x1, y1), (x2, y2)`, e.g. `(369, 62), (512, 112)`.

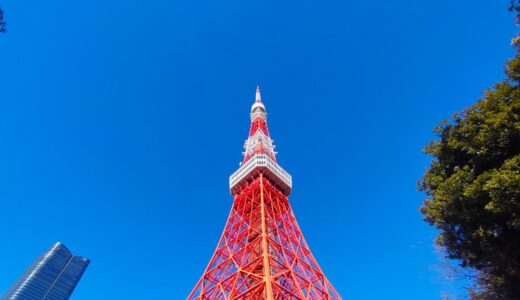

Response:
(2, 242), (89, 300)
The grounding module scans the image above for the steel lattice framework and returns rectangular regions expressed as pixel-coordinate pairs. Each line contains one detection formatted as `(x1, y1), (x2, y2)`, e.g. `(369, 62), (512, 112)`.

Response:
(188, 87), (341, 300)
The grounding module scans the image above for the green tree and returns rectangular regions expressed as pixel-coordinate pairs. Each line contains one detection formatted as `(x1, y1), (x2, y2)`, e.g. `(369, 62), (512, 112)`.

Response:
(511, 1), (520, 22)
(0, 7), (6, 33)
(419, 10), (520, 300)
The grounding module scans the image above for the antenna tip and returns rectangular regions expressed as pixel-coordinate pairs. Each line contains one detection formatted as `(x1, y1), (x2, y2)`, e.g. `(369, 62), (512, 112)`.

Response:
(255, 86), (261, 102)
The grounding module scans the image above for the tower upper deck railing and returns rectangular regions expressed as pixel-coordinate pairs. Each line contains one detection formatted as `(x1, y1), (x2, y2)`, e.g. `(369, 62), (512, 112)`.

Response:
(229, 153), (292, 196)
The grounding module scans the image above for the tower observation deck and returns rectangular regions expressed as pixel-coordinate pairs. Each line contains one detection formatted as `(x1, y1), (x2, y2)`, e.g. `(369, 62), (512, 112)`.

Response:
(188, 87), (341, 300)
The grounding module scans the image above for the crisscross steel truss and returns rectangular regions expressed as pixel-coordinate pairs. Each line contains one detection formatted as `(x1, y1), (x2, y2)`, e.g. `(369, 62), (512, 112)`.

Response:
(188, 174), (341, 300)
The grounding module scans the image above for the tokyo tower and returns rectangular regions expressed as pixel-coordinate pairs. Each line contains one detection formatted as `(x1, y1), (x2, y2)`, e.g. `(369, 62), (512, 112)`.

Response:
(188, 87), (341, 300)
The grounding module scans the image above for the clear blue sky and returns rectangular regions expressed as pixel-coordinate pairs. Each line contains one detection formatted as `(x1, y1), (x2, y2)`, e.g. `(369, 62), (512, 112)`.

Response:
(0, 1), (517, 299)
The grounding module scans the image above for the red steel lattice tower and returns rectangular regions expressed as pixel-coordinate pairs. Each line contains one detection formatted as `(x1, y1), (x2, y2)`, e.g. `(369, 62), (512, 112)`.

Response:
(188, 87), (342, 300)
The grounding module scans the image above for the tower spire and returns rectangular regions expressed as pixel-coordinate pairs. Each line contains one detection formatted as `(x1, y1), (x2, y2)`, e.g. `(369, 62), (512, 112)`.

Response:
(244, 86), (277, 164)
(255, 85), (262, 102)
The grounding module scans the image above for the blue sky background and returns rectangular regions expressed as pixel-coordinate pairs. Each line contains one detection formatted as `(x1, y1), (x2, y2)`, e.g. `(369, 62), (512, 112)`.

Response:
(0, 1), (517, 299)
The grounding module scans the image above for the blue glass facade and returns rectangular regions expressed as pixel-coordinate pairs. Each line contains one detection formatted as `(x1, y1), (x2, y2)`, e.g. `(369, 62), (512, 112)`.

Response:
(2, 242), (89, 300)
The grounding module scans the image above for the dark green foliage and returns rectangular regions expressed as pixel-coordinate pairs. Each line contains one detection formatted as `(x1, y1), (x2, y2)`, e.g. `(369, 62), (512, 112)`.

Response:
(420, 38), (520, 299)
(510, 1), (520, 26)
(0, 7), (6, 33)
